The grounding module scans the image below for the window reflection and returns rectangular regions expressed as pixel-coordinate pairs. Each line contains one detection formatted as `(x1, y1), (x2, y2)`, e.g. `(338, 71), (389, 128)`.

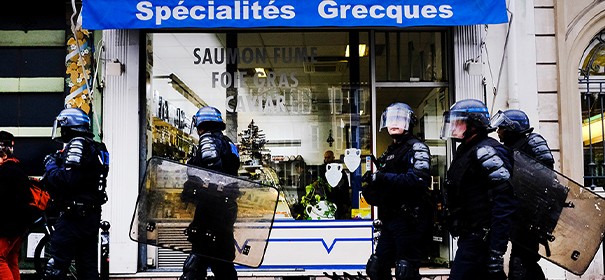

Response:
(148, 32), (371, 221)
(375, 31), (447, 82)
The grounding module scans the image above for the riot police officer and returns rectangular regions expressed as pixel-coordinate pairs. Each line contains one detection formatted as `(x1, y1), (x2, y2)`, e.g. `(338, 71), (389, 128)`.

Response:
(491, 109), (554, 280)
(362, 102), (432, 280)
(179, 106), (240, 280)
(43, 108), (110, 280)
(440, 99), (517, 280)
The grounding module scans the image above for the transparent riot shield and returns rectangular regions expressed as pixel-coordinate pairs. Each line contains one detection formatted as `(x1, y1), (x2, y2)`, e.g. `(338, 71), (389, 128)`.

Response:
(511, 150), (605, 275)
(130, 157), (280, 268)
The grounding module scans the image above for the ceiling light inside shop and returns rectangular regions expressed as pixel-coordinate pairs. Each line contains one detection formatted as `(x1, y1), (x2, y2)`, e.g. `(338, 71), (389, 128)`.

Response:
(345, 44), (368, 57)
(255, 68), (267, 78)
(583, 113), (605, 145)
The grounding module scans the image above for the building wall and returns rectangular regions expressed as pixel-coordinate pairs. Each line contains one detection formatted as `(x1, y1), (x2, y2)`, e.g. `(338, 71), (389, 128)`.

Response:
(546, 0), (604, 278)
(557, 1), (605, 277)
(102, 0), (605, 278)
(102, 29), (141, 274)
(481, 0), (605, 278)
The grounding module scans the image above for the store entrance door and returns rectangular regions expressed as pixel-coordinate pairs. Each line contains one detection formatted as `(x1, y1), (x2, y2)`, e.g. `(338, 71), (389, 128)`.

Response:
(374, 87), (448, 154)
(373, 86), (451, 267)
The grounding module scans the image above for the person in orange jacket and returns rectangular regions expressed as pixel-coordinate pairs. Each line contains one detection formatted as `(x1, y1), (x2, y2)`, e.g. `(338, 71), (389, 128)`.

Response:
(0, 131), (32, 280)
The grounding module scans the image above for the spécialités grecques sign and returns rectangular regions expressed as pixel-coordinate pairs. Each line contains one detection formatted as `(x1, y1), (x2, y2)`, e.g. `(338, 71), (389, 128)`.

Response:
(82, 0), (508, 30)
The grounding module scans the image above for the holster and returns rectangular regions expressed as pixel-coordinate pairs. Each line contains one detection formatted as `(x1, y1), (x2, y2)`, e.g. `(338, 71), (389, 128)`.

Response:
(63, 201), (100, 217)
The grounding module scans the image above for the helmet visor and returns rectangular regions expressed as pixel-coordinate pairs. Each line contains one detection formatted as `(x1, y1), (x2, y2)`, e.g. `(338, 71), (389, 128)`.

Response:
(380, 106), (411, 131)
(489, 110), (514, 130)
(440, 111), (468, 140)
(51, 119), (60, 140)
(189, 117), (196, 135)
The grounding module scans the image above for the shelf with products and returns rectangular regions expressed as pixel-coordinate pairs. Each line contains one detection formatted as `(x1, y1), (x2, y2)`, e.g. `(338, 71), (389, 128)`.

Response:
(235, 120), (296, 219)
(152, 116), (197, 163)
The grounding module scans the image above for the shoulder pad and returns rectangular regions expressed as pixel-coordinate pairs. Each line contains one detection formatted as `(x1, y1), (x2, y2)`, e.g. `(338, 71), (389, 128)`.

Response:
(65, 137), (87, 166)
(412, 142), (430, 153)
(476, 145), (510, 183)
(411, 142), (430, 177)
(199, 133), (219, 162)
(526, 133), (547, 146)
(526, 133), (554, 166)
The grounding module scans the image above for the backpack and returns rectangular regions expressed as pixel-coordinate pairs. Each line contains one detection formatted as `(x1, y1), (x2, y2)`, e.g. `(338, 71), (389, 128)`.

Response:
(29, 177), (51, 212)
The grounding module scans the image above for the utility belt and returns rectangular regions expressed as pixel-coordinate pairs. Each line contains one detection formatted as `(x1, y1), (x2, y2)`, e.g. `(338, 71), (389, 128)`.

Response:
(450, 221), (490, 241)
(400, 204), (420, 219)
(382, 203), (421, 220)
(464, 227), (490, 241)
(61, 201), (101, 217)
(184, 226), (218, 243)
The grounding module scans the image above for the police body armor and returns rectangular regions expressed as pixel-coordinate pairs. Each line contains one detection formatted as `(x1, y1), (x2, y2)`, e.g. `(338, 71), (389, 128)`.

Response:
(363, 135), (431, 220)
(513, 133), (554, 169)
(444, 137), (510, 237)
(50, 137), (109, 213)
(364, 134), (432, 280)
(188, 131), (239, 176)
(508, 133), (555, 280)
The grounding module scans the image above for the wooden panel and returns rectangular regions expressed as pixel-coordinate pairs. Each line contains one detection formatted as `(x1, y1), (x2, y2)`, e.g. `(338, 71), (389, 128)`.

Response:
(0, 92), (64, 127)
(0, 31), (65, 47)
(0, 47), (65, 77)
(0, 78), (64, 92)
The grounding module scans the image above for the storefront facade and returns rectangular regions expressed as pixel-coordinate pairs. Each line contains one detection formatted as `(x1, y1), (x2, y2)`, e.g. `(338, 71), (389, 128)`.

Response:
(103, 27), (459, 278)
(83, 0), (605, 278)
(7, 0), (605, 278)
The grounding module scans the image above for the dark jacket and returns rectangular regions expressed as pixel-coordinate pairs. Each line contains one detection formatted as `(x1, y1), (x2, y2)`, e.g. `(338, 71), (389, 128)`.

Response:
(45, 137), (109, 207)
(185, 130), (240, 260)
(0, 158), (33, 237)
(363, 133), (432, 221)
(445, 134), (517, 253)
(188, 131), (239, 176)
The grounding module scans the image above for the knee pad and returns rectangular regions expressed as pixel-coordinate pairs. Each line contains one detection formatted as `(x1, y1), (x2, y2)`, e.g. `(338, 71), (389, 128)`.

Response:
(179, 254), (207, 280)
(366, 254), (390, 280)
(509, 256), (526, 280)
(365, 254), (380, 280)
(43, 258), (68, 280)
(395, 259), (420, 280)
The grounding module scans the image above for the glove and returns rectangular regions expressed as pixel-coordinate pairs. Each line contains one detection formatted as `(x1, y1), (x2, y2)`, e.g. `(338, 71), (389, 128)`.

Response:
(362, 171), (375, 184)
(44, 154), (58, 172)
(222, 182), (241, 199)
(487, 249), (506, 279)
(181, 176), (204, 203)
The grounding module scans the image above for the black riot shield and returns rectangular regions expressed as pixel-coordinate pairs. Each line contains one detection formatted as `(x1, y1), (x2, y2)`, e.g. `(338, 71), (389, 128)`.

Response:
(511, 150), (605, 275)
(130, 157), (280, 268)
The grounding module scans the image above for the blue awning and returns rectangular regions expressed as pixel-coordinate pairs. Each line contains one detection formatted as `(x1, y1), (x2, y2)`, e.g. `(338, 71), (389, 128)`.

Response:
(82, 0), (508, 30)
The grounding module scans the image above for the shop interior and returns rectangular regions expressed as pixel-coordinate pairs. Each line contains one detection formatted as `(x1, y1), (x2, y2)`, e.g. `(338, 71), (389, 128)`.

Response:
(145, 30), (451, 267)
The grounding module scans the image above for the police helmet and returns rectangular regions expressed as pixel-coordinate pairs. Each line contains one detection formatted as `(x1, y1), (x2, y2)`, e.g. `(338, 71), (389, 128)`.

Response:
(379, 102), (417, 132)
(51, 108), (92, 141)
(490, 109), (532, 134)
(440, 99), (490, 140)
(192, 106), (226, 132)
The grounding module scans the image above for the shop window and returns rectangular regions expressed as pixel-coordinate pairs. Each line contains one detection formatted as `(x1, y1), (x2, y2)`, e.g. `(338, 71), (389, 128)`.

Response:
(580, 30), (605, 189)
(375, 31), (447, 83)
(147, 32), (371, 221)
